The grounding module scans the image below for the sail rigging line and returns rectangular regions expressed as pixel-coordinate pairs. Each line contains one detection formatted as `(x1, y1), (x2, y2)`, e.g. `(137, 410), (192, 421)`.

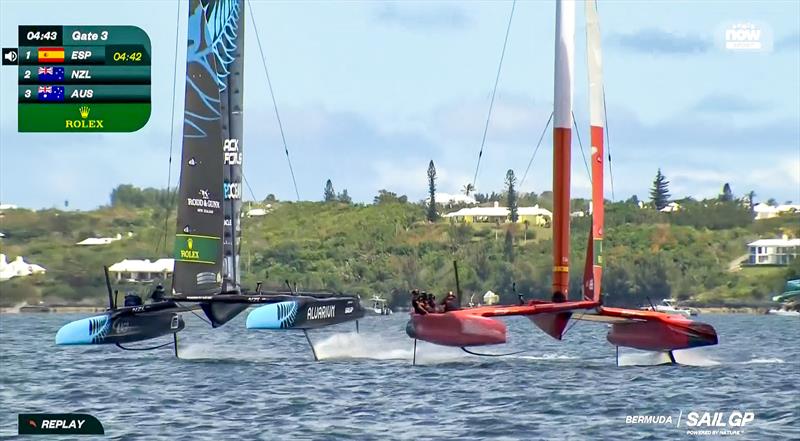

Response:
(156, 0), (184, 257)
(602, 87), (615, 200)
(247, 0), (300, 201)
(470, 0), (517, 191)
(519, 112), (553, 190)
(571, 111), (591, 181)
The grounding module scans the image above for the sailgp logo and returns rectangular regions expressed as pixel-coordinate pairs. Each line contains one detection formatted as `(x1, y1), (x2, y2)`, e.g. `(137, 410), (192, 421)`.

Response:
(625, 410), (755, 437)
(307, 305), (336, 320)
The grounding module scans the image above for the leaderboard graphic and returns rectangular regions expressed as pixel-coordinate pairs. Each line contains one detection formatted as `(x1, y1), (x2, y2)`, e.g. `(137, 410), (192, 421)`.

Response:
(11, 25), (151, 132)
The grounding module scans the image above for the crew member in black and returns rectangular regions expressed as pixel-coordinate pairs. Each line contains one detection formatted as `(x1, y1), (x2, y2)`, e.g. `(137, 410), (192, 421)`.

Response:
(426, 293), (437, 312)
(412, 290), (428, 315)
(123, 292), (143, 307)
(150, 284), (166, 302)
(441, 291), (460, 312)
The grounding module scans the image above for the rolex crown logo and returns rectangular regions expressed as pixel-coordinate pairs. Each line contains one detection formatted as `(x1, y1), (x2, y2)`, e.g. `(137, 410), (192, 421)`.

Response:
(79, 106), (90, 119)
(187, 238), (193, 250)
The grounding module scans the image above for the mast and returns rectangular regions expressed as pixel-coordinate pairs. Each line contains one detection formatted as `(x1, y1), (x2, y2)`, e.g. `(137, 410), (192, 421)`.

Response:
(583, 0), (604, 303)
(172, 0), (227, 296)
(552, 0), (575, 302)
(221, 1), (245, 292)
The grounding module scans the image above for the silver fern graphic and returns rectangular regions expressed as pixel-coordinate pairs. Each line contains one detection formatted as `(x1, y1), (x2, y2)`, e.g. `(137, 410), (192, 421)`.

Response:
(185, 0), (241, 138)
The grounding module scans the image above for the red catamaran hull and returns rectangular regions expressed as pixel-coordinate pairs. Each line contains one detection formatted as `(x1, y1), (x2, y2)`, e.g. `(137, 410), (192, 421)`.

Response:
(600, 307), (718, 351)
(406, 303), (717, 352)
(406, 308), (507, 347)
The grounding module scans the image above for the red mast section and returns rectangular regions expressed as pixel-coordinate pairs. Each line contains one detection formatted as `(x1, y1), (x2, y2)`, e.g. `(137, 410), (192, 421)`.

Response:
(552, 0), (575, 302)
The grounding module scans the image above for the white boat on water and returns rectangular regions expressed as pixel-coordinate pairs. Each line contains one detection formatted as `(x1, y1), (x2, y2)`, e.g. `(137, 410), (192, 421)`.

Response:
(369, 296), (393, 315)
(767, 308), (800, 317)
(642, 299), (695, 318)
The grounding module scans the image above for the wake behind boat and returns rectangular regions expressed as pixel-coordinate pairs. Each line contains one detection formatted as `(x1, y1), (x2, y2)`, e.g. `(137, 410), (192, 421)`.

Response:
(405, 0), (718, 366)
(55, 0), (364, 355)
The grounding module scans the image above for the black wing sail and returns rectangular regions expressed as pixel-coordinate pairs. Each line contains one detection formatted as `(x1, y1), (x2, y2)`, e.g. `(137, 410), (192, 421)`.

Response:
(173, 0), (228, 296)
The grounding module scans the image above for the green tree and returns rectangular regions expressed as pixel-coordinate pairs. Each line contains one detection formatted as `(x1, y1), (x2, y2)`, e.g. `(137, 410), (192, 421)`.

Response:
(462, 183), (475, 196)
(324, 179), (336, 202)
(374, 190), (407, 204)
(427, 160), (438, 222)
(504, 229), (514, 262)
(337, 189), (352, 204)
(745, 190), (756, 212)
(649, 169), (670, 210)
(720, 183), (734, 202)
(506, 169), (518, 222)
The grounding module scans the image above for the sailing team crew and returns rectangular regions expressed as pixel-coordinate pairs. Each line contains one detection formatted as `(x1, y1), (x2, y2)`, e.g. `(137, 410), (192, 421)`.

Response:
(411, 289), (461, 314)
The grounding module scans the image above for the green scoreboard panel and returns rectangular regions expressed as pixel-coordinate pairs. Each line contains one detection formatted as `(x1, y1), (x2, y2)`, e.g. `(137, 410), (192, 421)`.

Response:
(16, 25), (151, 132)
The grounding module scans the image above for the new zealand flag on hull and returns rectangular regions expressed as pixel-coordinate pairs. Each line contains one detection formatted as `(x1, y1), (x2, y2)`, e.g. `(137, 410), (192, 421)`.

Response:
(38, 66), (65, 82)
(38, 85), (65, 102)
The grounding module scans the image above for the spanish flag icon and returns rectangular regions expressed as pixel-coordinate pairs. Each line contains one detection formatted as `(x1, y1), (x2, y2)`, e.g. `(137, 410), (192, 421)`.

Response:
(38, 47), (65, 63)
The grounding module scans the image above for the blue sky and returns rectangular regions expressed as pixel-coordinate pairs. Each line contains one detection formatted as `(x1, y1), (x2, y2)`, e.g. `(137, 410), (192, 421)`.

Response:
(1, 0), (798, 210)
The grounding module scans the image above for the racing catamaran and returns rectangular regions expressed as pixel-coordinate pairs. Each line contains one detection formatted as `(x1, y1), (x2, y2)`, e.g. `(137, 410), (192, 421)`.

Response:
(406, 0), (718, 365)
(55, 0), (364, 356)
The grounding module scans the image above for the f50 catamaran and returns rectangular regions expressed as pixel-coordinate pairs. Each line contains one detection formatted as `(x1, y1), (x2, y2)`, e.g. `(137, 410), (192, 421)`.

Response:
(406, 0), (718, 365)
(55, 0), (364, 356)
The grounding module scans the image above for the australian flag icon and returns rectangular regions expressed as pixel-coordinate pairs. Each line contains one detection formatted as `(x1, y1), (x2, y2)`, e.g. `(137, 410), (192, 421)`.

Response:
(38, 66), (65, 82)
(38, 85), (65, 102)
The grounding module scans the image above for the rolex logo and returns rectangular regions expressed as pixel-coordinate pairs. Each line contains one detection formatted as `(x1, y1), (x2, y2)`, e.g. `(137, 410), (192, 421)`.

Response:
(66, 105), (104, 129)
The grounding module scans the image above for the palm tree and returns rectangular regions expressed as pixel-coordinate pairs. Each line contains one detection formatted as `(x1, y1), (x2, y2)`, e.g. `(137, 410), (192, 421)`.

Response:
(462, 183), (475, 196)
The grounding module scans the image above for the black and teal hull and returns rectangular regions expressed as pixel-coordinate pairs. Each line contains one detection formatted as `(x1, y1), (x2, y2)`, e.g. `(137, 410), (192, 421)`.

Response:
(246, 295), (364, 330)
(55, 303), (186, 345)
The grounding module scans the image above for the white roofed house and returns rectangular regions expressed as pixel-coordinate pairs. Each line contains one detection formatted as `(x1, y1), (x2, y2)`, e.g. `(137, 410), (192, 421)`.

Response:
(76, 233), (127, 246)
(747, 237), (800, 265)
(444, 202), (552, 227)
(753, 203), (800, 220)
(107, 258), (174, 283)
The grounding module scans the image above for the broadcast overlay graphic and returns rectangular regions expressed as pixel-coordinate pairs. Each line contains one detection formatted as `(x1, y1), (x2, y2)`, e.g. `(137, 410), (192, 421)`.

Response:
(3, 25), (151, 132)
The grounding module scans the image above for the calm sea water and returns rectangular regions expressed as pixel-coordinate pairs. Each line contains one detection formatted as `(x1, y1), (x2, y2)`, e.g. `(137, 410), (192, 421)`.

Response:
(0, 312), (798, 440)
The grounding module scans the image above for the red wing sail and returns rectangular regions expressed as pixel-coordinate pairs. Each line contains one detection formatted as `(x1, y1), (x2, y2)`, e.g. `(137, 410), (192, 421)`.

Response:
(584, 0), (604, 302)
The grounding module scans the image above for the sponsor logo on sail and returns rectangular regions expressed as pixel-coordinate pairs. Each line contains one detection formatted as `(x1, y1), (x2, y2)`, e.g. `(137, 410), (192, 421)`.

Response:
(180, 238), (200, 260)
(223, 138), (242, 165)
(224, 181), (241, 200)
(65, 105), (104, 129)
(196, 272), (216, 285)
(187, 188), (220, 214)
